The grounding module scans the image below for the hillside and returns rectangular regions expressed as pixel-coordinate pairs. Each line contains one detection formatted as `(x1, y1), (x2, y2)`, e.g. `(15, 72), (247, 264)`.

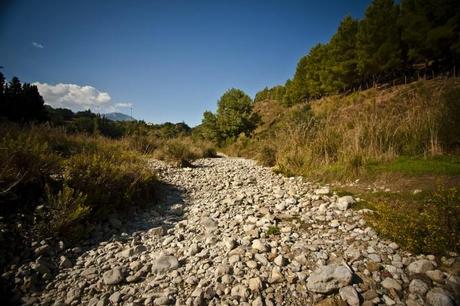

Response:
(223, 78), (460, 256)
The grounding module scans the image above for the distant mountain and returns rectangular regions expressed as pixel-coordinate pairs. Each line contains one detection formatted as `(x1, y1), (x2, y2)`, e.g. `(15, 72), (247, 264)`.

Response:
(104, 112), (135, 121)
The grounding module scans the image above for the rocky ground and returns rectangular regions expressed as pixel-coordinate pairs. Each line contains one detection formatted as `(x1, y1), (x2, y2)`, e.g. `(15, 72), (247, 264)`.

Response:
(3, 157), (459, 305)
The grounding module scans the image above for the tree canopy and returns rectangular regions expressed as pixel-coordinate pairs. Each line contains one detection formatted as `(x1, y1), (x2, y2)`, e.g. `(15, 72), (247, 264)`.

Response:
(200, 88), (258, 144)
(253, 0), (460, 106)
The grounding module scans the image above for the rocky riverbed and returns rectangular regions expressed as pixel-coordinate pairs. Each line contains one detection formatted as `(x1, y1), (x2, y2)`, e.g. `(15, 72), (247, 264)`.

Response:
(3, 157), (459, 305)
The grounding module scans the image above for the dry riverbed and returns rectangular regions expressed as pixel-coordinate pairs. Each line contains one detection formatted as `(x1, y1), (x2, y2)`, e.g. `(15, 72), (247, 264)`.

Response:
(6, 157), (460, 305)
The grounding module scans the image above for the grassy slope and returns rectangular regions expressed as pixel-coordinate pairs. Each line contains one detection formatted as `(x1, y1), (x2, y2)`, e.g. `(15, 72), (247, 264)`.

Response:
(227, 78), (460, 254)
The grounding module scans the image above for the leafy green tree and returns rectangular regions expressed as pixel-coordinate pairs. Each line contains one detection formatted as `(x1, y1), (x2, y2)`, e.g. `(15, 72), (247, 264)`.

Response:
(216, 88), (258, 140)
(200, 89), (259, 144)
(200, 111), (219, 141)
(356, 0), (402, 83)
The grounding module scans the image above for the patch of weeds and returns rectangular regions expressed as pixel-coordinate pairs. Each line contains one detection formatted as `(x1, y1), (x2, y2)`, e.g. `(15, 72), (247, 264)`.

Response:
(267, 226), (281, 236)
(357, 186), (460, 255)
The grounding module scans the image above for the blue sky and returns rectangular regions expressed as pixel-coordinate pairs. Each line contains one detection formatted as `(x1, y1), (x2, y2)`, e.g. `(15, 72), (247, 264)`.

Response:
(0, 0), (371, 126)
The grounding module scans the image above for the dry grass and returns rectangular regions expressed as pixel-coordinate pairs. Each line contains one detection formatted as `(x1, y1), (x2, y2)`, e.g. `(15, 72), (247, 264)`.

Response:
(229, 79), (460, 179)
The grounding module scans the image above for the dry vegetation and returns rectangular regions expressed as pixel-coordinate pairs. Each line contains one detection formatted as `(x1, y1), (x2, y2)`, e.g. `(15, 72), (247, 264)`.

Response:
(0, 123), (215, 245)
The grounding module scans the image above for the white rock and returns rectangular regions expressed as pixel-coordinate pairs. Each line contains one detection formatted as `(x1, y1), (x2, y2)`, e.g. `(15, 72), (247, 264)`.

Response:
(336, 196), (355, 210)
(409, 279), (429, 295)
(381, 277), (402, 291)
(306, 264), (352, 293)
(339, 286), (359, 306)
(407, 259), (434, 275)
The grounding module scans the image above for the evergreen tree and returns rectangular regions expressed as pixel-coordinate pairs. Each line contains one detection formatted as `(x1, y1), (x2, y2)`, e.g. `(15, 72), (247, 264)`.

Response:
(356, 0), (402, 84)
(328, 16), (359, 91)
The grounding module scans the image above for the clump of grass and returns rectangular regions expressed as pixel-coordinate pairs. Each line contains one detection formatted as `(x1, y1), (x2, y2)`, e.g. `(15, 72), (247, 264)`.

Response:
(257, 145), (277, 167)
(267, 226), (281, 236)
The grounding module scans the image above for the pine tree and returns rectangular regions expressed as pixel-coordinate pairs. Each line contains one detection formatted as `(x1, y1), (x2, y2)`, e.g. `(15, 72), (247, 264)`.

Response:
(356, 0), (402, 84)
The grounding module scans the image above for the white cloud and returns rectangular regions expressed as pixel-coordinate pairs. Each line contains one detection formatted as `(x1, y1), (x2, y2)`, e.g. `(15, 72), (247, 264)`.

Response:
(32, 42), (44, 49)
(115, 102), (133, 108)
(33, 82), (132, 113)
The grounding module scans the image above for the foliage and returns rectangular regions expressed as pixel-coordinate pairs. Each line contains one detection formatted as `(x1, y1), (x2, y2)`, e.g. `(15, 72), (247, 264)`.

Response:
(155, 138), (198, 167)
(254, 85), (286, 103)
(267, 226), (281, 236)
(249, 0), (460, 107)
(0, 75), (47, 122)
(226, 79), (460, 181)
(200, 89), (259, 144)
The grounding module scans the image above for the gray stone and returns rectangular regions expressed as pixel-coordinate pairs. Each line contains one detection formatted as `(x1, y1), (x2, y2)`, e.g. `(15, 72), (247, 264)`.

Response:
(154, 296), (173, 305)
(426, 288), (454, 306)
(274, 255), (287, 267)
(151, 255), (179, 273)
(409, 279), (429, 295)
(103, 267), (124, 285)
(249, 277), (262, 292)
(381, 277), (402, 291)
(34, 244), (49, 256)
(315, 187), (330, 195)
(426, 270), (445, 283)
(306, 264), (352, 293)
(231, 284), (249, 300)
(223, 237), (237, 251)
(339, 286), (360, 306)
(59, 256), (72, 269)
(252, 239), (268, 252)
(109, 292), (121, 304)
(336, 196), (355, 210)
(407, 259), (434, 275)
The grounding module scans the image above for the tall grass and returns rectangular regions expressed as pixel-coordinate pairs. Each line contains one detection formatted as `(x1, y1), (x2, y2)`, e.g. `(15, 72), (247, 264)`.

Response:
(227, 79), (460, 179)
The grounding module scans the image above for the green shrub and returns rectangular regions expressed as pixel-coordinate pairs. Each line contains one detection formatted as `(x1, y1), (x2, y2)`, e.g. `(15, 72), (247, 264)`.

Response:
(0, 122), (158, 243)
(0, 126), (61, 213)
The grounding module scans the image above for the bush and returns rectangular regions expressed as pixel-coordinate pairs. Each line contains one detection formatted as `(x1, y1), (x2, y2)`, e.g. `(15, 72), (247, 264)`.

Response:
(0, 122), (158, 242)
(155, 139), (198, 167)
(257, 145), (277, 167)
(0, 125), (61, 213)
(64, 151), (157, 215)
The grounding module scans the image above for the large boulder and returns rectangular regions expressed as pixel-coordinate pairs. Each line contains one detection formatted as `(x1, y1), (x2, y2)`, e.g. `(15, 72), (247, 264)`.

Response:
(307, 264), (353, 293)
